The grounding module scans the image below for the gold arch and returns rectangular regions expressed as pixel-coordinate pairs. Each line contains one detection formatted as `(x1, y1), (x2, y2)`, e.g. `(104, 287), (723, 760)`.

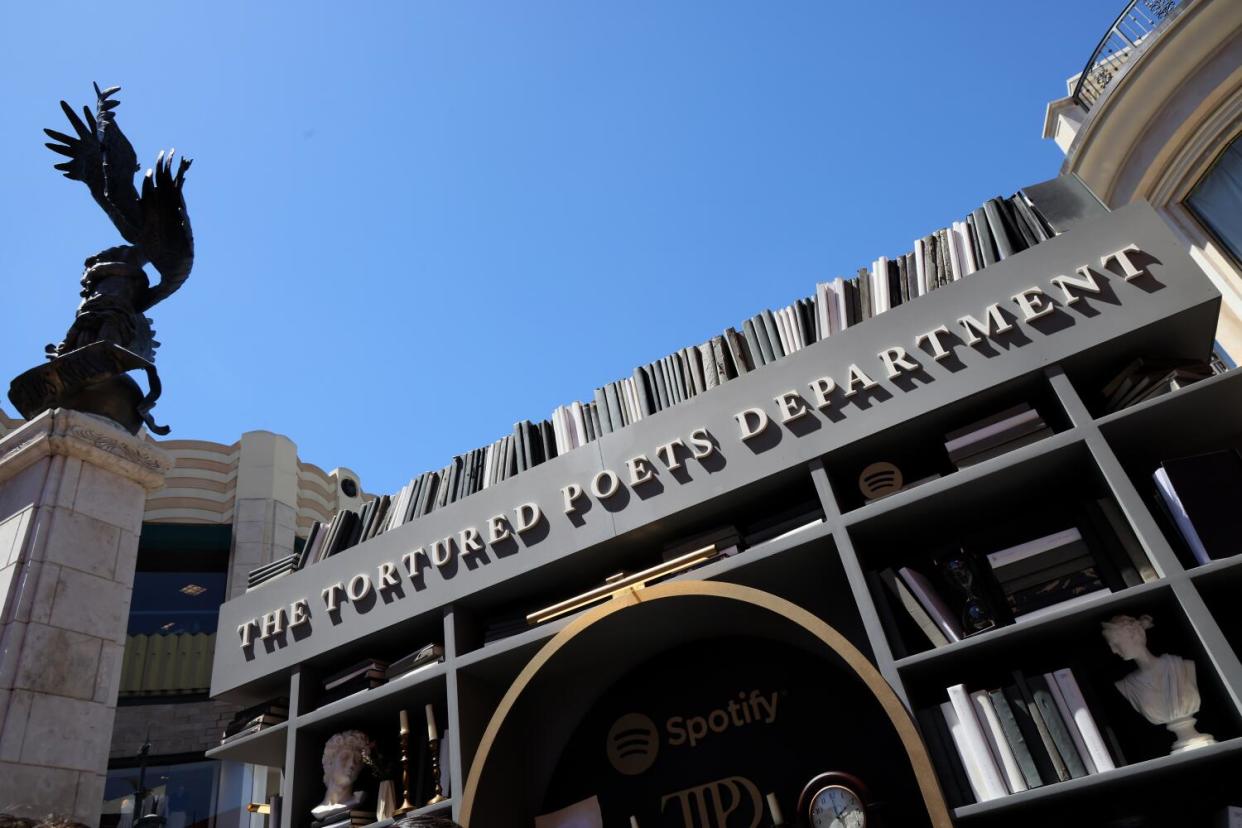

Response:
(459, 580), (953, 826)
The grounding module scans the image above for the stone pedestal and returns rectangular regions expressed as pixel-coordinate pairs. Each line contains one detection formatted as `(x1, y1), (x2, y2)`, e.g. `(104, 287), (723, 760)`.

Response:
(0, 409), (170, 825)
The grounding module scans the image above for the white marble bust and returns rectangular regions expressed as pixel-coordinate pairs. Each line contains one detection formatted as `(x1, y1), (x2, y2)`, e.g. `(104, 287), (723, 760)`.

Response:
(312, 729), (371, 817)
(1101, 614), (1215, 753)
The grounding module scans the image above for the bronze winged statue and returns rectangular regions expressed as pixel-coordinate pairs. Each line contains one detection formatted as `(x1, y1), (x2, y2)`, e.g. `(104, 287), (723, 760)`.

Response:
(7, 84), (194, 434)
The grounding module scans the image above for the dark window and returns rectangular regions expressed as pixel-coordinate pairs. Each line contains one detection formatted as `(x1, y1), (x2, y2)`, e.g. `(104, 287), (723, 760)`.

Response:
(1187, 134), (1242, 265)
(101, 758), (220, 828)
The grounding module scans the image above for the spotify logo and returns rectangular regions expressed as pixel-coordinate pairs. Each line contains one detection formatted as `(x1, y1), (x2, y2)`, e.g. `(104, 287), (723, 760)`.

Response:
(859, 461), (903, 499)
(606, 712), (659, 775)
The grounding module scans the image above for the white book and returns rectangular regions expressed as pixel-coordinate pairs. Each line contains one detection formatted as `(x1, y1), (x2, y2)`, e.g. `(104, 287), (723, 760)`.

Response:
(946, 224), (963, 282)
(957, 220), (978, 275)
(872, 258), (890, 314)
(815, 282), (833, 338)
(775, 307), (794, 352)
(1052, 668), (1115, 772)
(945, 688), (1008, 801)
(941, 702), (987, 803)
(1153, 467), (1211, 565)
(828, 278), (848, 334)
(913, 238), (927, 297)
(481, 443), (494, 490)
(986, 527), (1083, 570)
(1045, 671), (1097, 774)
(621, 379), (640, 423)
(571, 401), (588, 448)
(552, 406), (567, 454)
(389, 481), (412, 530)
(972, 690), (1026, 793)
(786, 305), (805, 351)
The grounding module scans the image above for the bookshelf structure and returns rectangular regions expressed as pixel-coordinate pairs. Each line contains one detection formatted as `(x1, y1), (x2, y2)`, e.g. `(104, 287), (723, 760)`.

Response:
(210, 203), (1242, 826)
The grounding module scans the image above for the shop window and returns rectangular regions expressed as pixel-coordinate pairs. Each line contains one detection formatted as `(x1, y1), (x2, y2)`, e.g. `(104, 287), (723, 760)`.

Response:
(119, 525), (231, 699)
(101, 758), (221, 828)
(1187, 133), (1242, 266)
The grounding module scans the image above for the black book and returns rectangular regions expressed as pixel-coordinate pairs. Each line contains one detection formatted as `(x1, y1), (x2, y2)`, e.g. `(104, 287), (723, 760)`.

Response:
(651, 360), (669, 410)
(984, 199), (1016, 260)
(385, 643), (444, 680)
(542, 420), (557, 461)
(710, 336), (733, 383)
(937, 228), (952, 285)
(415, 471), (437, 518)
(904, 252), (919, 301)
(513, 423), (528, 473)
(972, 206), (997, 267)
(1027, 673), (1088, 778)
(915, 706), (971, 807)
(923, 235), (940, 292)
(1002, 196), (1037, 251)
(296, 523), (321, 570)
(1010, 193), (1052, 243)
(1157, 449), (1242, 562)
(989, 687), (1043, 790)
(760, 310), (784, 360)
(1077, 503), (1140, 589)
(593, 387), (612, 435)
(584, 404), (597, 443)
(1010, 671), (1071, 782)
(324, 659), (388, 690)
(742, 319), (766, 368)
(895, 255), (910, 305)
(671, 352), (690, 403)
(336, 511), (362, 555)
(887, 259), (903, 308)
(603, 382), (624, 433)
(227, 697), (289, 726)
(966, 213), (985, 269)
(248, 554), (300, 580)
(1001, 683), (1056, 785)
(355, 499), (377, 543)
(524, 420), (538, 470)
(659, 357), (678, 405)
(637, 365), (656, 415)
(857, 267), (873, 320)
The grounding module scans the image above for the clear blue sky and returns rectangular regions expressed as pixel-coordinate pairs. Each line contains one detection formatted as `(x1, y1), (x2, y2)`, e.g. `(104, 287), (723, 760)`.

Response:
(1, 2), (1116, 494)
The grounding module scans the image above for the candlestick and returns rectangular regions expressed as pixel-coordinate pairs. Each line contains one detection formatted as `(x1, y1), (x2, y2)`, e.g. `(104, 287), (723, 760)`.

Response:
(393, 710), (416, 816)
(425, 736), (447, 804)
(425, 703), (438, 741)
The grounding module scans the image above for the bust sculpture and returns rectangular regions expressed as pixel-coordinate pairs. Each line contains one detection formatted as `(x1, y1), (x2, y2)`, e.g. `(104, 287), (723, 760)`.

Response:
(314, 730), (372, 817)
(1101, 613), (1215, 753)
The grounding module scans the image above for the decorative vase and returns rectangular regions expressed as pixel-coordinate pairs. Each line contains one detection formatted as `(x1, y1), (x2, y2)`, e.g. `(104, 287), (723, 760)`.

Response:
(376, 780), (397, 821)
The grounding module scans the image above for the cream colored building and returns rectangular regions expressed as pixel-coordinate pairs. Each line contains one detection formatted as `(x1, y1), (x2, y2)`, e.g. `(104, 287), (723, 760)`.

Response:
(1044, 0), (1242, 359)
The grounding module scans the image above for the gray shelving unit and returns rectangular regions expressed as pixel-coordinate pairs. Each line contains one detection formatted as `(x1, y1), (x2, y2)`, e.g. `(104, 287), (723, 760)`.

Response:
(208, 203), (1242, 826)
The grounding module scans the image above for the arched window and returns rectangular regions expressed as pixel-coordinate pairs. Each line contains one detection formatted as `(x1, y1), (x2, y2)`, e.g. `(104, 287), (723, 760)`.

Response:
(1187, 134), (1242, 266)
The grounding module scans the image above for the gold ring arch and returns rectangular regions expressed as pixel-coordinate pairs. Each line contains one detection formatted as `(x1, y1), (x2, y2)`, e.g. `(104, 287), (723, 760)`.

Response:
(459, 579), (953, 827)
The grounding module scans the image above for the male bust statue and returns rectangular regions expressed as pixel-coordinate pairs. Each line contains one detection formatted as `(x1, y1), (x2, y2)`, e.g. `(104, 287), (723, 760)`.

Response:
(313, 730), (371, 817)
(1101, 614), (1215, 753)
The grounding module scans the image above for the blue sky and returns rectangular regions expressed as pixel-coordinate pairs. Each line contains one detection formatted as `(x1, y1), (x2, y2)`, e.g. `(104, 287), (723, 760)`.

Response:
(0, 2), (1116, 494)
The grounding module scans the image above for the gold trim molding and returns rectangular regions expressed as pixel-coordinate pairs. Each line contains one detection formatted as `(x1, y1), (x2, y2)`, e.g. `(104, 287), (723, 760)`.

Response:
(459, 580), (953, 827)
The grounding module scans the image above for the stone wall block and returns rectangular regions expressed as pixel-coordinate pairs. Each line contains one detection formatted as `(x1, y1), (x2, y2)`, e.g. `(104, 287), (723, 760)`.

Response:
(94, 640), (125, 705)
(0, 761), (80, 818)
(0, 507), (33, 568)
(43, 510), (121, 580)
(0, 689), (32, 762)
(23, 561), (62, 627)
(74, 772), (106, 825)
(53, 457), (83, 511)
(0, 463), (49, 526)
(20, 693), (112, 770)
(49, 567), (130, 642)
(234, 498), (269, 524)
(114, 529), (139, 587)
(72, 464), (145, 534)
(14, 625), (101, 700)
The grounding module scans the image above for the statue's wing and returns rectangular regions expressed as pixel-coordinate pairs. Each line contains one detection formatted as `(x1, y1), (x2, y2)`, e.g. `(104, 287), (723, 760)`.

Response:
(44, 84), (143, 244)
(136, 149), (194, 311)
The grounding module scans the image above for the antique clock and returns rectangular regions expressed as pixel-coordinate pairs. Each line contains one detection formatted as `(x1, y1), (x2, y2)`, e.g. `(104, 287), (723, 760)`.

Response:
(796, 772), (873, 828)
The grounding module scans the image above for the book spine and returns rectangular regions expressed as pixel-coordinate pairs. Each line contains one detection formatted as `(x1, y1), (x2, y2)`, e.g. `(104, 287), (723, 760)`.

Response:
(972, 689), (1026, 793)
(1154, 467), (1211, 565)
(946, 685), (1008, 800)
(1009, 672), (1068, 782)
(878, 568), (948, 648)
(1045, 670), (1097, 774)
(916, 706), (972, 807)
(988, 688), (1043, 789)
(897, 567), (962, 642)
(1028, 673), (1088, 778)
(1051, 668), (1116, 772)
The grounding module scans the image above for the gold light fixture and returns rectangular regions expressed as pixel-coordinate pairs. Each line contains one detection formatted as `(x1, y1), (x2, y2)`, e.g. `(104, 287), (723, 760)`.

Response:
(179, 583), (207, 596)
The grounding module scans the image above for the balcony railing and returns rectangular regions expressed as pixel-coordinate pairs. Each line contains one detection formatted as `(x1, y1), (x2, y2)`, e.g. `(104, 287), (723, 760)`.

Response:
(1071, 0), (1184, 111)
(119, 632), (215, 697)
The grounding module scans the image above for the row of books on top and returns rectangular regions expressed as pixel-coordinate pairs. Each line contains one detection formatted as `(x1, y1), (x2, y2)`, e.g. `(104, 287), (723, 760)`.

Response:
(872, 499), (1157, 654)
(922, 668), (1120, 806)
(254, 188), (1061, 570)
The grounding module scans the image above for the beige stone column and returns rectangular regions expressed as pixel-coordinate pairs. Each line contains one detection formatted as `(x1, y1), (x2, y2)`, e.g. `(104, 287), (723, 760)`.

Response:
(0, 409), (170, 825)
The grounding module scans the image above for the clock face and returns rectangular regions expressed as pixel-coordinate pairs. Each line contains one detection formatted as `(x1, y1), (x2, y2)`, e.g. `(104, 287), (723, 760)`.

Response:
(808, 784), (866, 828)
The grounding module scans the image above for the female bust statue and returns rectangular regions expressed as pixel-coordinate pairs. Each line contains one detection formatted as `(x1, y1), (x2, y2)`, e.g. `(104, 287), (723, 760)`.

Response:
(1101, 614), (1215, 753)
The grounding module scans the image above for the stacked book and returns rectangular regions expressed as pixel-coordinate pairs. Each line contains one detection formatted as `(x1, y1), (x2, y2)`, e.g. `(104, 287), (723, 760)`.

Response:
(944, 403), (1052, 469)
(926, 670), (1119, 805)
(385, 643), (444, 681)
(985, 528), (1107, 623)
(221, 697), (288, 744)
(873, 510), (1155, 651)
(298, 188), (1063, 566)
(1101, 357), (1214, 414)
(320, 658), (388, 705)
(1154, 448), (1242, 565)
(246, 553), (300, 591)
(311, 807), (376, 828)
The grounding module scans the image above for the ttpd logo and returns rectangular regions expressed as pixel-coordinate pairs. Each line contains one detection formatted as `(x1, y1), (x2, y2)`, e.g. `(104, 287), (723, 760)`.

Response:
(606, 712), (659, 775)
